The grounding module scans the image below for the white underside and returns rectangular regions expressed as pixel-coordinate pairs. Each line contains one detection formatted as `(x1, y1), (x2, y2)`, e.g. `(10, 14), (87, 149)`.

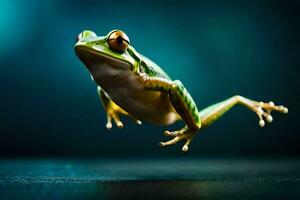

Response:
(85, 54), (178, 125)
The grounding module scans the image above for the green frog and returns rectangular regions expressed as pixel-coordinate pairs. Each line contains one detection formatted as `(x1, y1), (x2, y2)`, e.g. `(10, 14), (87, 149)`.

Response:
(75, 30), (288, 152)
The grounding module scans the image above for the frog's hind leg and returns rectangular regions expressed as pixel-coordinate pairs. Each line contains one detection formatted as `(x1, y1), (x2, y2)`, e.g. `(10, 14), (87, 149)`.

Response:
(97, 86), (142, 129)
(198, 95), (288, 128)
(143, 77), (201, 152)
(144, 76), (288, 152)
(160, 95), (288, 152)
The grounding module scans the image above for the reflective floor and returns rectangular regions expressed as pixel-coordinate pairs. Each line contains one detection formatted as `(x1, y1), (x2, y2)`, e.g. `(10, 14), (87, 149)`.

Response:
(0, 158), (299, 199)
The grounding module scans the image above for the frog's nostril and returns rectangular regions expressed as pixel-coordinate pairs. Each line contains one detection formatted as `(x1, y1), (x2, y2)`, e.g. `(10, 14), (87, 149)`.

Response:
(82, 30), (97, 38)
(76, 31), (97, 43)
(76, 32), (83, 42)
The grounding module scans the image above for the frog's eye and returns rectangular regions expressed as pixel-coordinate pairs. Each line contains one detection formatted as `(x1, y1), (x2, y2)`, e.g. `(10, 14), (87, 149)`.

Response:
(108, 31), (130, 52)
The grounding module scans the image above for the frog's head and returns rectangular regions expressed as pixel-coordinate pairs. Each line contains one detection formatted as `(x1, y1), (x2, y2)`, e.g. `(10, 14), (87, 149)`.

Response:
(75, 30), (138, 83)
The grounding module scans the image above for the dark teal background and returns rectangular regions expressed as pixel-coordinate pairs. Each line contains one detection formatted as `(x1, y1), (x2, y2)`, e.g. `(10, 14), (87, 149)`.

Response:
(0, 0), (298, 157)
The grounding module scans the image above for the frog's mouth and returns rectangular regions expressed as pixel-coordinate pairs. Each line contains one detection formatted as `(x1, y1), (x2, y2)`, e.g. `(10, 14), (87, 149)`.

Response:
(75, 45), (133, 86)
(75, 45), (132, 72)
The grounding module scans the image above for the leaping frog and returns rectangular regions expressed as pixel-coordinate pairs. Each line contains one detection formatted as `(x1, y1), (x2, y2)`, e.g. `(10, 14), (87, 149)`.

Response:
(75, 30), (288, 152)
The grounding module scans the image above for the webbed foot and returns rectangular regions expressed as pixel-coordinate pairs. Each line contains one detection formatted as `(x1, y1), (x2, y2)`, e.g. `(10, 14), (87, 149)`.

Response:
(238, 96), (288, 127)
(159, 126), (198, 152)
(105, 102), (141, 130)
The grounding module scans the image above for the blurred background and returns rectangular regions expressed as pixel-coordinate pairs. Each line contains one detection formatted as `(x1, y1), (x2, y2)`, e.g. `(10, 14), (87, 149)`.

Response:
(0, 0), (299, 158)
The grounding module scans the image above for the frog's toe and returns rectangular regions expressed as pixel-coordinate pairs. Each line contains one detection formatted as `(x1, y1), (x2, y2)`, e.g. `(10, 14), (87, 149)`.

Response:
(115, 121), (124, 128)
(105, 116), (113, 130)
(106, 121), (113, 130)
(129, 116), (142, 125)
(159, 134), (193, 152)
(258, 101), (288, 114)
(105, 113), (124, 129)
(112, 115), (123, 128)
(159, 135), (184, 147)
(164, 130), (180, 137)
(182, 138), (192, 152)
(160, 128), (196, 152)
(254, 101), (288, 128)
(163, 126), (188, 137)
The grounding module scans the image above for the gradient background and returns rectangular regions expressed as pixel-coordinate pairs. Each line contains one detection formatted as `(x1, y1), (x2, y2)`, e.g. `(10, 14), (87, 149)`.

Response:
(0, 0), (299, 158)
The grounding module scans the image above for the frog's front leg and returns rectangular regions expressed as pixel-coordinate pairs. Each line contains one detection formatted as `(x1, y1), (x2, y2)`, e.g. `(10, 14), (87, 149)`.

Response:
(97, 86), (142, 129)
(143, 77), (201, 152)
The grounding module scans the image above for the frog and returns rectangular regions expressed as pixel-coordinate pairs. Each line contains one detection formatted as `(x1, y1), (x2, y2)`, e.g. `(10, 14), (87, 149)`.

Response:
(74, 29), (288, 152)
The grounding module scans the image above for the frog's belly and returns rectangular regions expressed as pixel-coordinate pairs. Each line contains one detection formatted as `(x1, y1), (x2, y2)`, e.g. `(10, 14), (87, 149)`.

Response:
(90, 64), (178, 125)
(109, 88), (178, 125)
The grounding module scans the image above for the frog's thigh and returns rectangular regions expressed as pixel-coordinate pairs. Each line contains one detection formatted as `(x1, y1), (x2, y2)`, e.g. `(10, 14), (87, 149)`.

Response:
(144, 78), (201, 130)
(97, 86), (126, 115)
(98, 86), (111, 109)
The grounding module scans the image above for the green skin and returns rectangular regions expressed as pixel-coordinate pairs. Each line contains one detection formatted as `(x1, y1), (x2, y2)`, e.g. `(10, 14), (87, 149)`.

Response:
(75, 30), (288, 152)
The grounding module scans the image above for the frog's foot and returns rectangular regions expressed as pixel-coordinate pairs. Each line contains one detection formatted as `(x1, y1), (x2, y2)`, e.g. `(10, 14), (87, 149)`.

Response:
(256, 101), (288, 127)
(159, 127), (198, 152)
(238, 96), (288, 127)
(98, 86), (141, 129)
(105, 112), (124, 129)
(106, 113), (142, 129)
(105, 109), (142, 130)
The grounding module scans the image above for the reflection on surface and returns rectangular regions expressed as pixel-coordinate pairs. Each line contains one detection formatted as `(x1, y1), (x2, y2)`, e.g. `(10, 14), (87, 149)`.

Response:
(0, 158), (299, 199)
(104, 180), (300, 199)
